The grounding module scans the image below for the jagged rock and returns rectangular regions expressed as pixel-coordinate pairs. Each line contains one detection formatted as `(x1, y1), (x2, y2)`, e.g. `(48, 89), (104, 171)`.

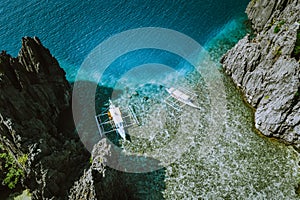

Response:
(0, 37), (90, 199)
(222, 0), (300, 146)
(68, 139), (109, 200)
(246, 0), (294, 32)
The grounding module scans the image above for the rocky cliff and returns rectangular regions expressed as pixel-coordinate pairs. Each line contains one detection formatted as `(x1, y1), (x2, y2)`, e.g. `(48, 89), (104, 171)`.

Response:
(0, 37), (90, 199)
(0, 36), (165, 200)
(221, 0), (300, 146)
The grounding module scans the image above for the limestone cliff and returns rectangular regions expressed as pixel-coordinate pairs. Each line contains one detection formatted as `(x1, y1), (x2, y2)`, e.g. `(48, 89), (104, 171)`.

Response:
(0, 37), (90, 199)
(221, 0), (300, 146)
(0, 37), (161, 200)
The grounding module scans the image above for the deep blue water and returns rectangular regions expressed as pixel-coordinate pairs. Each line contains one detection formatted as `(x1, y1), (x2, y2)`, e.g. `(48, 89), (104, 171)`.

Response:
(0, 0), (249, 81)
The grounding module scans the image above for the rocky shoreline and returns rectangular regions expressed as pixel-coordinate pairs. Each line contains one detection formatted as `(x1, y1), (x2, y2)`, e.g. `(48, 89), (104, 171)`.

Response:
(221, 0), (300, 147)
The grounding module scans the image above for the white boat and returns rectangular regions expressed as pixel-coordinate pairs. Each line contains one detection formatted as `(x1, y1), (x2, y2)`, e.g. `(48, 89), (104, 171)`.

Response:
(165, 87), (201, 110)
(108, 100), (126, 140)
(95, 100), (139, 140)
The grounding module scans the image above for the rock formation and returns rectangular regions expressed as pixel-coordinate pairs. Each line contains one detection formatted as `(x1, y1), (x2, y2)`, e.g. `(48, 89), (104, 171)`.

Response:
(221, 0), (300, 146)
(0, 37), (90, 199)
(0, 37), (165, 199)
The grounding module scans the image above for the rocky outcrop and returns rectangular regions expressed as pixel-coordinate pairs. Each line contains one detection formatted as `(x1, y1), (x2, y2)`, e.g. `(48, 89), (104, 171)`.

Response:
(221, 0), (300, 145)
(0, 37), (90, 199)
(68, 137), (167, 200)
(0, 37), (163, 200)
(246, 0), (294, 32)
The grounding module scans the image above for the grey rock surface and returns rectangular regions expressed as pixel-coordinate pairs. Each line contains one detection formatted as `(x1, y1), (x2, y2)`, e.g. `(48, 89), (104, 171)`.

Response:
(68, 139), (109, 200)
(222, 0), (300, 146)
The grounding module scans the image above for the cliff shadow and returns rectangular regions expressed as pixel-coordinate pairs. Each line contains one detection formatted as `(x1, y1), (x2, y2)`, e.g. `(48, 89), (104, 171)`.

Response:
(93, 166), (166, 200)
(71, 81), (167, 199)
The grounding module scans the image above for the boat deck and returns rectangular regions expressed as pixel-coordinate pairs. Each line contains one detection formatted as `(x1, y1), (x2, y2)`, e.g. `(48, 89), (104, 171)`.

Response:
(95, 105), (139, 137)
(165, 87), (199, 111)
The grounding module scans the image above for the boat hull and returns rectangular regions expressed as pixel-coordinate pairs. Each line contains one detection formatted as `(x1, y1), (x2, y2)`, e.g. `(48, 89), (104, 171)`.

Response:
(167, 87), (201, 110)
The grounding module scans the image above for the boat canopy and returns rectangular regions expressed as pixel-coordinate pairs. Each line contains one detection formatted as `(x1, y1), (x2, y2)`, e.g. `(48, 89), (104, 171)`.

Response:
(109, 107), (123, 124)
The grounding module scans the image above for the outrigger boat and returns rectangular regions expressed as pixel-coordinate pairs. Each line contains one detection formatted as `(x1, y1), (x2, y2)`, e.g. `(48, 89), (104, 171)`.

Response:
(165, 87), (201, 111)
(95, 100), (139, 140)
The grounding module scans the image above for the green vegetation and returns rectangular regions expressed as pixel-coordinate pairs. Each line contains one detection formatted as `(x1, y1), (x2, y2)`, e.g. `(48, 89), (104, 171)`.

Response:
(274, 26), (280, 33)
(273, 46), (282, 57)
(274, 20), (285, 33)
(0, 144), (27, 189)
(17, 154), (28, 168)
(251, 0), (258, 6)
(295, 90), (299, 98)
(292, 30), (300, 60)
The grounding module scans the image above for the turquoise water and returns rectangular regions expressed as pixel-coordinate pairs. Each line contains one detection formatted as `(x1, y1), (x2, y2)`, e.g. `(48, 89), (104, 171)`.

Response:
(1, 1), (300, 199)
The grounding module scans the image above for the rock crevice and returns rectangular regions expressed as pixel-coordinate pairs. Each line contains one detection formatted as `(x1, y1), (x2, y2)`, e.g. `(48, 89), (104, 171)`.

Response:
(0, 37), (90, 199)
(222, 0), (300, 145)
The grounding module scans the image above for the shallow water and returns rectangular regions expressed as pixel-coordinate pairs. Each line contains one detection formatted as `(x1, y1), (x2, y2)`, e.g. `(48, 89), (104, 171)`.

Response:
(111, 63), (300, 199)
(103, 25), (300, 199)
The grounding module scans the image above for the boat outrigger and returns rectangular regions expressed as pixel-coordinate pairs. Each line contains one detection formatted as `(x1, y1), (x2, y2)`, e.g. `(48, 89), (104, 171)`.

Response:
(165, 87), (201, 111)
(95, 100), (139, 140)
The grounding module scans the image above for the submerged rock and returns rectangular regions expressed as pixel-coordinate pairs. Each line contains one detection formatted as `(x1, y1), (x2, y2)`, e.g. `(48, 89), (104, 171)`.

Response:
(221, 0), (300, 146)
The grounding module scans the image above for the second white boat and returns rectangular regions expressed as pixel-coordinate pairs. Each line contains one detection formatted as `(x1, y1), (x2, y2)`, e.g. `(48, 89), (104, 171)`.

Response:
(165, 87), (201, 110)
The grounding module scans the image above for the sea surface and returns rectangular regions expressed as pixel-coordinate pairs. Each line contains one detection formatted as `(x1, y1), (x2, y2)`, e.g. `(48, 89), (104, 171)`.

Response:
(1, 0), (300, 199)
(1, 0), (249, 81)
